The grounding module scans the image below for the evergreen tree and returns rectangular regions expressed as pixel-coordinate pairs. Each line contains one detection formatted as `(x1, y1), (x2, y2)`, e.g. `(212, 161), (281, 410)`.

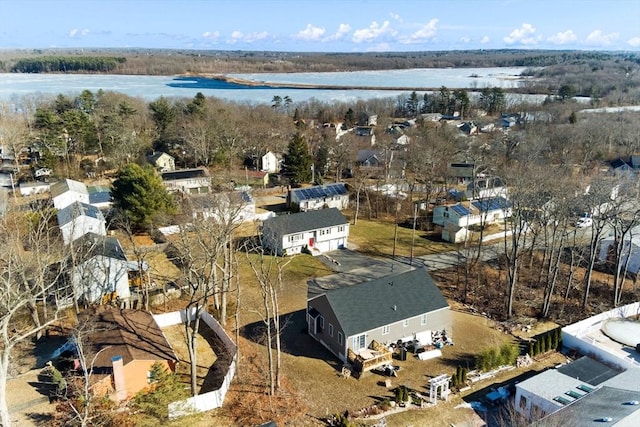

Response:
(111, 163), (176, 231)
(283, 133), (312, 186)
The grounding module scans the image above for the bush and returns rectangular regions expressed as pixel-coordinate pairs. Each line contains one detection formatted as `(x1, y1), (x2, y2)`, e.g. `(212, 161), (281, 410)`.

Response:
(476, 342), (520, 371)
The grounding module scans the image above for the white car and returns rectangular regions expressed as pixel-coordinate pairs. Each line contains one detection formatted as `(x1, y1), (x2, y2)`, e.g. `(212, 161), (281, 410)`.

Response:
(575, 217), (593, 228)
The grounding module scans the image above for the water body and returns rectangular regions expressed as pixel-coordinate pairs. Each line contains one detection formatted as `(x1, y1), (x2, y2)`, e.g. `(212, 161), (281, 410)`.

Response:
(0, 67), (532, 106)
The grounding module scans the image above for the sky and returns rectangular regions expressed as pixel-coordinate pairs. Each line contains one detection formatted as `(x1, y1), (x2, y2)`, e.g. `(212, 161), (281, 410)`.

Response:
(0, 0), (639, 52)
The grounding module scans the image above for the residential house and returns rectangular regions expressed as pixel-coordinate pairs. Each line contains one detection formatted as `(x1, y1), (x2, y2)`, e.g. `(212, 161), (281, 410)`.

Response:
(457, 121), (478, 136)
(465, 176), (508, 200)
(357, 150), (384, 168)
(306, 267), (450, 364)
(432, 197), (511, 243)
(261, 151), (280, 173)
(262, 207), (349, 256)
(161, 167), (211, 194)
(19, 181), (51, 197)
(447, 162), (477, 185)
(500, 112), (523, 130)
(598, 225), (640, 276)
(288, 183), (349, 212)
(79, 306), (178, 401)
(189, 190), (257, 223)
(65, 232), (136, 304)
(87, 184), (112, 210)
(51, 178), (112, 211)
(51, 178), (90, 210)
(609, 155), (640, 175)
(515, 302), (640, 425)
(57, 201), (106, 244)
(354, 126), (376, 145)
(515, 356), (639, 424)
(147, 151), (176, 172)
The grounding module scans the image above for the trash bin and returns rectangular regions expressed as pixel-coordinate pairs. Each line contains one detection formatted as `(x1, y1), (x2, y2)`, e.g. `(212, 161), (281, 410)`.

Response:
(399, 347), (407, 361)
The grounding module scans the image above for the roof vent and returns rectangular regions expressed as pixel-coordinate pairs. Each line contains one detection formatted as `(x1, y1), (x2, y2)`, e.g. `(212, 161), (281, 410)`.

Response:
(393, 305), (397, 311)
(597, 417), (612, 422)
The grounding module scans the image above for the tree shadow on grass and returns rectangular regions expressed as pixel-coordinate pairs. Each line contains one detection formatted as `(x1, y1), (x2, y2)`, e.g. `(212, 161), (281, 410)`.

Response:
(240, 309), (340, 370)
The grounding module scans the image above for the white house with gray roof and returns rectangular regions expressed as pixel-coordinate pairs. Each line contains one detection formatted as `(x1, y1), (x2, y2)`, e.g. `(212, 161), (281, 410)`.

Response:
(67, 233), (133, 304)
(306, 267), (450, 363)
(51, 178), (91, 210)
(262, 208), (349, 256)
(57, 201), (106, 244)
(289, 183), (349, 212)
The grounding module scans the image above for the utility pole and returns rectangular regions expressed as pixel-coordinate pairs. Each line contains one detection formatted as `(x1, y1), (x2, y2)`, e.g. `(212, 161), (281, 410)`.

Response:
(410, 202), (418, 265)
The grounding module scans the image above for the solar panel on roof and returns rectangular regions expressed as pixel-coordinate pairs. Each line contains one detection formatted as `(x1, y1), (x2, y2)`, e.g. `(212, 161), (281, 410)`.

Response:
(451, 205), (470, 216)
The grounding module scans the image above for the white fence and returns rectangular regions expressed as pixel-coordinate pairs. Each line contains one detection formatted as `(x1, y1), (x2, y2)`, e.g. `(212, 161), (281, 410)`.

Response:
(562, 302), (640, 370)
(153, 308), (238, 418)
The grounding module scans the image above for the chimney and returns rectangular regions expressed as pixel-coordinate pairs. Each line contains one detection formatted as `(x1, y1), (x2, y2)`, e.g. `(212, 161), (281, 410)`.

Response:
(111, 355), (126, 402)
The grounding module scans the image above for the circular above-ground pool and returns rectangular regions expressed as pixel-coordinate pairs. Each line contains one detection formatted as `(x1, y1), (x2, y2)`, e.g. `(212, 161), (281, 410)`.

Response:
(602, 318), (640, 347)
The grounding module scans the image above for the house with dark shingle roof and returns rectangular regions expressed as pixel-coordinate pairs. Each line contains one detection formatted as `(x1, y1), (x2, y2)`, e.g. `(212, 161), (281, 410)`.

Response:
(306, 267), (450, 363)
(161, 167), (211, 194)
(57, 201), (106, 244)
(79, 306), (178, 401)
(262, 207), (349, 256)
(289, 183), (349, 212)
(67, 232), (134, 304)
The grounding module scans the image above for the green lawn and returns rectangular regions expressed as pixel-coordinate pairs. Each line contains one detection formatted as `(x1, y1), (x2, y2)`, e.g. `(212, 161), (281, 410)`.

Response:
(348, 218), (454, 258)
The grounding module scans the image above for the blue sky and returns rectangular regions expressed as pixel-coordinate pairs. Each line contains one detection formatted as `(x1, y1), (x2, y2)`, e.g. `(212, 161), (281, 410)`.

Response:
(0, 0), (638, 52)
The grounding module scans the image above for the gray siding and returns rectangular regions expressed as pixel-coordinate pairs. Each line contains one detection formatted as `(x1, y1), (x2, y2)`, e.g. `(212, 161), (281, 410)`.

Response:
(349, 307), (451, 349)
(309, 298), (451, 362)
(308, 295), (347, 360)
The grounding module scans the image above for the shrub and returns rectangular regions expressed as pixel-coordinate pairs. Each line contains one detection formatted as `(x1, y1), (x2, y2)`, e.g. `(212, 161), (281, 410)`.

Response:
(476, 342), (519, 371)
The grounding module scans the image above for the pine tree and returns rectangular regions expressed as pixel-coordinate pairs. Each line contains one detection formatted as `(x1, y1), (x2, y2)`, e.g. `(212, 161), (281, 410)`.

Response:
(111, 163), (177, 231)
(283, 132), (313, 186)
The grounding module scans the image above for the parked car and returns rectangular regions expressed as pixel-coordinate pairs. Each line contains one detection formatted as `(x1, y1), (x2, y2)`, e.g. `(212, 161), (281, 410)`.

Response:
(575, 217), (593, 228)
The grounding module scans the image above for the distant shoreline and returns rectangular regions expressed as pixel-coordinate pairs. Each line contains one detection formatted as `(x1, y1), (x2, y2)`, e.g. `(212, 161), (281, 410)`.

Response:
(179, 72), (537, 93)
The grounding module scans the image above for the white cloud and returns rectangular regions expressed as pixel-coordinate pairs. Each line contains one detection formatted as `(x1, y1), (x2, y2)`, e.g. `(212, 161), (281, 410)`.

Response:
(389, 12), (403, 23)
(352, 21), (395, 43)
(504, 23), (539, 45)
(202, 31), (220, 41)
(69, 28), (89, 38)
(586, 30), (619, 46)
(227, 31), (244, 44)
(628, 37), (640, 47)
(324, 23), (351, 41)
(547, 30), (577, 45)
(480, 36), (490, 44)
(244, 31), (269, 43)
(403, 18), (439, 44)
(295, 24), (325, 41)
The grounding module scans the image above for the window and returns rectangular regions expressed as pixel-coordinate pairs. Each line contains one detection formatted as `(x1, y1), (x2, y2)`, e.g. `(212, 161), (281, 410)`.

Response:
(382, 325), (390, 335)
(329, 324), (333, 337)
(421, 314), (427, 325)
(519, 396), (527, 410)
(403, 319), (409, 328)
(338, 332), (343, 345)
(318, 316), (324, 330)
(352, 334), (366, 350)
(338, 225), (345, 232)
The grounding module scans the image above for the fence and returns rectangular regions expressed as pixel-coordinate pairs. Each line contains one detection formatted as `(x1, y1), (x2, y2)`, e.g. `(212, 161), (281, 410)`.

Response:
(562, 301), (640, 370)
(153, 308), (238, 418)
